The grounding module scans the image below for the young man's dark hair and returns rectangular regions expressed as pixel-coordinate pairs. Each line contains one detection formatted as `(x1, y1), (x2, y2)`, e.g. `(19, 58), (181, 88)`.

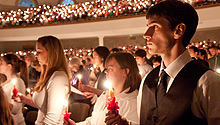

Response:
(134, 49), (146, 58)
(189, 46), (199, 54)
(146, 1), (198, 47)
(110, 48), (120, 53)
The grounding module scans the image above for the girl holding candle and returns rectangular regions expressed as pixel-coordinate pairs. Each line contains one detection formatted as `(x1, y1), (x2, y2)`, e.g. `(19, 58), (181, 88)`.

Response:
(14, 36), (71, 125)
(0, 54), (28, 125)
(64, 52), (141, 125)
(79, 46), (110, 102)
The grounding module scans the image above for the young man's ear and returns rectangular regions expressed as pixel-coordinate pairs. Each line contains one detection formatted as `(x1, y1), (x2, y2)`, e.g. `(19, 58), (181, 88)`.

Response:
(174, 23), (186, 40)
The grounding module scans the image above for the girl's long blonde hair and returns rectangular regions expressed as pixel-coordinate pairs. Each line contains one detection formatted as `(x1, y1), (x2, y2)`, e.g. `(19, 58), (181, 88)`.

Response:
(34, 36), (71, 93)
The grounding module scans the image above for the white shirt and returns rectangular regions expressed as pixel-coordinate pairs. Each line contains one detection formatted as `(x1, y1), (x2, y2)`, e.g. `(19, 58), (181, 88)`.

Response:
(33, 71), (69, 125)
(138, 61), (153, 78)
(1, 77), (26, 125)
(137, 50), (220, 124)
(77, 88), (139, 125)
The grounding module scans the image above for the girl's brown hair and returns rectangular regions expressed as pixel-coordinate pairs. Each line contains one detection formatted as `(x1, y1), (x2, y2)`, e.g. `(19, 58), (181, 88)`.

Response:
(0, 86), (14, 125)
(105, 52), (141, 93)
(3, 54), (28, 88)
(34, 36), (71, 92)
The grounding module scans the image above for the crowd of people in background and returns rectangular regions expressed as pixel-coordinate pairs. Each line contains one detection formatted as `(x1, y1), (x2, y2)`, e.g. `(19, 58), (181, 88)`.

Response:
(0, 0), (219, 27)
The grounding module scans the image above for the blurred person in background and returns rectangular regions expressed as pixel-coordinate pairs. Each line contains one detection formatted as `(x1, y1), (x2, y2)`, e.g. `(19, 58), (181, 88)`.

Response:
(25, 53), (38, 88)
(135, 49), (153, 78)
(208, 46), (220, 71)
(69, 56), (90, 104)
(188, 46), (209, 67)
(152, 56), (162, 68)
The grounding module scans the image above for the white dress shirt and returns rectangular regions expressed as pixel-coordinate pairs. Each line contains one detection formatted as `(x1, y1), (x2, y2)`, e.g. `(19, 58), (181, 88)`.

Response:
(77, 88), (139, 125)
(137, 50), (220, 124)
(32, 71), (69, 125)
(2, 77), (26, 125)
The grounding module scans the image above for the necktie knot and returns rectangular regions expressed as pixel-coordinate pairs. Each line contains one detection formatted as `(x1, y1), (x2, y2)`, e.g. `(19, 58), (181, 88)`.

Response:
(157, 70), (168, 96)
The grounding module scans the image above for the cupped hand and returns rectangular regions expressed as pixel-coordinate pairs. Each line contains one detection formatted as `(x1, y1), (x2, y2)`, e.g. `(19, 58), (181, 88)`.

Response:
(83, 92), (95, 99)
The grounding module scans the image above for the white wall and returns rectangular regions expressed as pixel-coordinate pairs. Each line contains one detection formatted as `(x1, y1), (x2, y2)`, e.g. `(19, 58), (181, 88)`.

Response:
(0, 0), (16, 6)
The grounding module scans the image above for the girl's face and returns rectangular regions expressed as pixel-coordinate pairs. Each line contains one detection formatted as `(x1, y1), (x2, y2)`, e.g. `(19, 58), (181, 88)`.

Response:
(92, 51), (103, 67)
(105, 58), (127, 87)
(35, 42), (48, 65)
(0, 58), (10, 74)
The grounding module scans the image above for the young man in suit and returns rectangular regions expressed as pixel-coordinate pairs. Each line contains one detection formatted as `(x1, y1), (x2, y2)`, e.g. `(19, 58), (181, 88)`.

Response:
(105, 1), (220, 124)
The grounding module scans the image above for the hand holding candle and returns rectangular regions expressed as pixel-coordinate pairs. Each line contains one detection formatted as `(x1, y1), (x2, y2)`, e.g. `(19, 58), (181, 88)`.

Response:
(77, 74), (82, 86)
(26, 88), (33, 96)
(12, 79), (19, 97)
(105, 80), (119, 114)
(63, 100), (71, 121)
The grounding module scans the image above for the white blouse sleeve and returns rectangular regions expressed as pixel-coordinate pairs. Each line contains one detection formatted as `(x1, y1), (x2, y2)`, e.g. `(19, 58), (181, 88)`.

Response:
(11, 78), (25, 115)
(44, 73), (69, 124)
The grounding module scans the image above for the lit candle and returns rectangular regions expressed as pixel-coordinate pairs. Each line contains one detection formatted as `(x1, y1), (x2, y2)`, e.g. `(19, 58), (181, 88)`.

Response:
(77, 74), (82, 86)
(26, 88), (33, 96)
(63, 100), (71, 121)
(64, 100), (68, 114)
(105, 80), (114, 99)
(93, 65), (97, 71)
(105, 80), (119, 114)
(12, 79), (19, 97)
(12, 79), (16, 89)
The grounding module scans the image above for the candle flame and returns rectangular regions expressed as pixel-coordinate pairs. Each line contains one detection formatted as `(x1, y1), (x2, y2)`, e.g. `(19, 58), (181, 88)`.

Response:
(12, 79), (16, 86)
(139, 71), (142, 75)
(27, 88), (30, 93)
(105, 80), (112, 90)
(216, 68), (220, 74)
(77, 74), (82, 80)
(64, 100), (68, 107)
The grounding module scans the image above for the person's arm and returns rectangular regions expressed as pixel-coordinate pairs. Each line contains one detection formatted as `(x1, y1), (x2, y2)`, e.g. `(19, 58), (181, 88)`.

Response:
(192, 70), (220, 124)
(14, 93), (37, 108)
(44, 74), (69, 124)
(79, 84), (103, 96)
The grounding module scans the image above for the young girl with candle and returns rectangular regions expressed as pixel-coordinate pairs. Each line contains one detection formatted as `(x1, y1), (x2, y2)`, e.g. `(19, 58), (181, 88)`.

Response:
(0, 54), (28, 125)
(79, 46), (110, 102)
(15, 36), (71, 124)
(64, 52), (141, 125)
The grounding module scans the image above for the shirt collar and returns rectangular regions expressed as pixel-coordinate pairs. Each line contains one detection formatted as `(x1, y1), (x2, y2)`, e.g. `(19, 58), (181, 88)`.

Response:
(159, 50), (192, 79)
